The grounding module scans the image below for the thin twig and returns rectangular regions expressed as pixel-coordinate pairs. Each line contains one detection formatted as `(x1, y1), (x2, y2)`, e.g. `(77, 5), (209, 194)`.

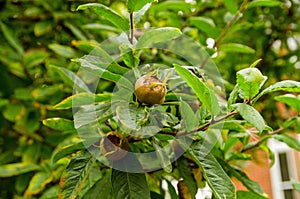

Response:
(129, 12), (134, 44)
(157, 110), (239, 137)
(214, 0), (250, 48)
(240, 127), (285, 153)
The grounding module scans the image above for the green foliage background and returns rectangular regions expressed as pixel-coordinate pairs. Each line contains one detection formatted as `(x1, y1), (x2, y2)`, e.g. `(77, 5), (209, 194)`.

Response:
(0, 0), (300, 199)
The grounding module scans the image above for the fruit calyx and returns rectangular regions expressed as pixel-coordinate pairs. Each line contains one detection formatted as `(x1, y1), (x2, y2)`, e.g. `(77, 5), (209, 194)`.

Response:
(100, 132), (129, 161)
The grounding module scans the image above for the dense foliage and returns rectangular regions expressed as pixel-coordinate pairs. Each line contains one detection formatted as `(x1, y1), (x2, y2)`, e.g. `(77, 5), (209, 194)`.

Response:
(0, 0), (300, 199)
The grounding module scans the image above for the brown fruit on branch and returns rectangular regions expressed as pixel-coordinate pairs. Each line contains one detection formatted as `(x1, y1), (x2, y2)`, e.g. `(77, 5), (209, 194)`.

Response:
(134, 75), (167, 105)
(100, 132), (129, 161)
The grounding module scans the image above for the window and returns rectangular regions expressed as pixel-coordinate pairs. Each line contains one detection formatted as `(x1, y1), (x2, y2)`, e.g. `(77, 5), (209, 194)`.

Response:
(269, 139), (300, 199)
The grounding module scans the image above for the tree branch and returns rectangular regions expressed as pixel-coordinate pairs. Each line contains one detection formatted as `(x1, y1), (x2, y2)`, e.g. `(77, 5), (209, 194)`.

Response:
(240, 127), (285, 153)
(214, 0), (250, 48)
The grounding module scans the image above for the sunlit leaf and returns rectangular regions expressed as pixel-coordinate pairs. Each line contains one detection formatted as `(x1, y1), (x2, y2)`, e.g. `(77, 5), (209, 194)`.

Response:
(236, 68), (267, 100)
(219, 43), (255, 54)
(54, 93), (111, 109)
(43, 118), (75, 131)
(25, 172), (53, 196)
(48, 44), (77, 58)
(253, 80), (300, 102)
(0, 163), (40, 177)
(136, 27), (181, 49)
(224, 0), (239, 14)
(127, 0), (152, 12)
(77, 3), (129, 31)
(275, 94), (300, 112)
(273, 134), (300, 151)
(174, 64), (220, 115)
(291, 180), (300, 193)
(237, 191), (267, 199)
(247, 0), (281, 8)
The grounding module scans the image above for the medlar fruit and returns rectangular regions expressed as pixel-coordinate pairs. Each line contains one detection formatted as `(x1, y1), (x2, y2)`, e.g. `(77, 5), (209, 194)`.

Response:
(100, 132), (128, 161)
(134, 75), (167, 105)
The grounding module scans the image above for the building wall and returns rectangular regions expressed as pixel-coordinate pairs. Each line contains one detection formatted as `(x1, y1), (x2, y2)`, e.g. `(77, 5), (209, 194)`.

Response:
(233, 149), (274, 198)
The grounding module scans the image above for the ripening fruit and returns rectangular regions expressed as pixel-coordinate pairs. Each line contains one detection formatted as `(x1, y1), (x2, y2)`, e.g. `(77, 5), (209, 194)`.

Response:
(134, 75), (167, 105)
(100, 132), (128, 161)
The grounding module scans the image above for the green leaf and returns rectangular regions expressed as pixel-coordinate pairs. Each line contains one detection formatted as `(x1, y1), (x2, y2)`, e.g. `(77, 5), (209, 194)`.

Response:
(119, 45), (140, 68)
(77, 53), (129, 75)
(247, 0), (281, 8)
(0, 21), (24, 55)
(77, 3), (129, 31)
(135, 27), (182, 49)
(232, 103), (266, 132)
(152, 1), (191, 13)
(34, 20), (54, 37)
(273, 134), (300, 151)
(64, 22), (87, 41)
(219, 43), (255, 54)
(188, 143), (236, 199)
(275, 94), (300, 112)
(42, 118), (75, 131)
(74, 102), (112, 129)
(134, 3), (152, 24)
(227, 84), (239, 109)
(51, 142), (85, 163)
(249, 59), (263, 68)
(111, 169), (150, 199)
(253, 80), (300, 102)
(40, 186), (59, 199)
(24, 49), (48, 68)
(236, 68), (267, 100)
(177, 157), (197, 198)
(152, 137), (172, 173)
(180, 100), (197, 131)
(223, 161), (265, 196)
(116, 105), (147, 132)
(188, 17), (219, 38)
(54, 93), (111, 109)
(83, 171), (114, 199)
(59, 151), (100, 199)
(0, 163), (40, 177)
(291, 180), (300, 193)
(49, 65), (90, 93)
(282, 117), (299, 128)
(236, 191), (267, 199)
(25, 172), (53, 196)
(76, 58), (126, 83)
(166, 180), (179, 199)
(127, 0), (152, 12)
(48, 44), (77, 58)
(174, 64), (220, 115)
(224, 0), (239, 14)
